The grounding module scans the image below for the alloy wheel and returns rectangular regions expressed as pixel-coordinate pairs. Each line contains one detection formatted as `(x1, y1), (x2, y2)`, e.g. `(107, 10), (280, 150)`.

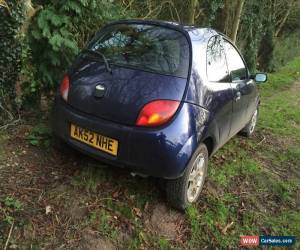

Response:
(249, 109), (258, 134)
(187, 154), (206, 203)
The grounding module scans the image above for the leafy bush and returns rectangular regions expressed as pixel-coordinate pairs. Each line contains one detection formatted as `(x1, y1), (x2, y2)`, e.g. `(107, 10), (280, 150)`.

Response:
(27, 123), (52, 147)
(0, 196), (23, 225)
(25, 0), (130, 106)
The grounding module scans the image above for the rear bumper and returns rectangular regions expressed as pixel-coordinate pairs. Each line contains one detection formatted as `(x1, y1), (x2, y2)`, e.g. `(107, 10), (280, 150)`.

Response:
(52, 97), (202, 179)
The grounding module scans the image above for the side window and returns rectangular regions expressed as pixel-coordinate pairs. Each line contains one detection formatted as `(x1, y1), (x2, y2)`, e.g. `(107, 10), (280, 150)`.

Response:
(206, 36), (229, 82)
(223, 40), (247, 81)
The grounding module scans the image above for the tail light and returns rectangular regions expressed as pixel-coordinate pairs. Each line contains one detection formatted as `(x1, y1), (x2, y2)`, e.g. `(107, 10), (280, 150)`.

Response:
(60, 75), (69, 102)
(136, 100), (180, 127)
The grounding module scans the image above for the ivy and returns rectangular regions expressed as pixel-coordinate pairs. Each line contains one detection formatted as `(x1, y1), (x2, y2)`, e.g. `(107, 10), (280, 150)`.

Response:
(0, 1), (25, 123)
(200, 0), (224, 26)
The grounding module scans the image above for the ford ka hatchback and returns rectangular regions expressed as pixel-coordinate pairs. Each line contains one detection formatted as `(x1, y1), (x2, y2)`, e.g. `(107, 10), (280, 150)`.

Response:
(52, 20), (267, 210)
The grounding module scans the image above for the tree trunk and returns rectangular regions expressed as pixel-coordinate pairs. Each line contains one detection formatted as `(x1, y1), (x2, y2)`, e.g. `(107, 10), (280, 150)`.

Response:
(215, 0), (229, 33)
(187, 0), (198, 25)
(231, 0), (245, 43)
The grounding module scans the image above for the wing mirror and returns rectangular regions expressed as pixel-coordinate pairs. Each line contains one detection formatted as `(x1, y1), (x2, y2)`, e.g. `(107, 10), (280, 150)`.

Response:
(252, 73), (267, 83)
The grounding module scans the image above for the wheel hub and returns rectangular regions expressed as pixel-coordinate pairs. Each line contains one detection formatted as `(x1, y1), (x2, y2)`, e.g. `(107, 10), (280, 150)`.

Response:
(249, 109), (258, 134)
(187, 154), (206, 203)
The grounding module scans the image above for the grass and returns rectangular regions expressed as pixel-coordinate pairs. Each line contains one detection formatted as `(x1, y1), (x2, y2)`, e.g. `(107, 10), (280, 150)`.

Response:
(0, 57), (299, 249)
(259, 87), (300, 140)
(273, 31), (300, 71)
(259, 56), (300, 96)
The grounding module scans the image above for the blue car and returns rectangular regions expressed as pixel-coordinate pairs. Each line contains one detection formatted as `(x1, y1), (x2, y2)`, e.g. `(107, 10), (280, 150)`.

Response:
(52, 20), (267, 210)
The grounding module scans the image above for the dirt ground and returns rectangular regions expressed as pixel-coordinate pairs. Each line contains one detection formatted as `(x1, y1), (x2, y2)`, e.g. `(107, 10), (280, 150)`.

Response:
(0, 123), (189, 249)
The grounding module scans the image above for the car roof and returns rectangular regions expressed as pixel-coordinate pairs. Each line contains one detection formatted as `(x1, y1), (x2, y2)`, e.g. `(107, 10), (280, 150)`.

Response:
(107, 19), (220, 41)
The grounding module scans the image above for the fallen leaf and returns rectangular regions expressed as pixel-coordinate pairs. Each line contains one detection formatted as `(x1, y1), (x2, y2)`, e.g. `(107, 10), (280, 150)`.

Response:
(45, 205), (52, 215)
(112, 191), (119, 198)
(133, 207), (142, 218)
(222, 221), (234, 235)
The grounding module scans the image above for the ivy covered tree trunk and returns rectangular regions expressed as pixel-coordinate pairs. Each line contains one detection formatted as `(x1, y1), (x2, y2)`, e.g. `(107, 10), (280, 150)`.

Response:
(238, 0), (265, 73)
(242, 28), (258, 72)
(258, 18), (275, 72)
(0, 1), (24, 124)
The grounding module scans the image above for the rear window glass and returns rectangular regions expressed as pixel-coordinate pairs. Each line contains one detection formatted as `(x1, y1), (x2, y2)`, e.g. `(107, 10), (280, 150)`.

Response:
(88, 24), (190, 78)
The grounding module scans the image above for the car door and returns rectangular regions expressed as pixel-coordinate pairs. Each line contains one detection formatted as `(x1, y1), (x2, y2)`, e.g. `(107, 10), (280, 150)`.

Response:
(205, 35), (233, 146)
(223, 39), (254, 137)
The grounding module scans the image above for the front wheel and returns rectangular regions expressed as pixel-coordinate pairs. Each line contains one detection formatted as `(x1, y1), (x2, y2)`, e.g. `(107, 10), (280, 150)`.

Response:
(166, 143), (208, 211)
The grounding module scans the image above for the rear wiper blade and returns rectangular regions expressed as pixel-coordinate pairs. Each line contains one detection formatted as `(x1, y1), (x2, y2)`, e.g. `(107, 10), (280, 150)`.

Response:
(81, 49), (112, 74)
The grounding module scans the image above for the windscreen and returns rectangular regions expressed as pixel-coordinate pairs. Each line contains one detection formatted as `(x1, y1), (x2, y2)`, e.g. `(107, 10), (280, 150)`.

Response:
(88, 23), (190, 78)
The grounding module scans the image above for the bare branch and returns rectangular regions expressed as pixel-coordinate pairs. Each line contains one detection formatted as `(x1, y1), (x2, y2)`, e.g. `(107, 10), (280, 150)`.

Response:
(4, 221), (14, 250)
(275, 0), (296, 37)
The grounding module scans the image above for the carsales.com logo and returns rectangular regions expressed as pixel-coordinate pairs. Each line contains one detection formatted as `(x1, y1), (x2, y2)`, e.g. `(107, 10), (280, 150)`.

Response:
(240, 236), (296, 247)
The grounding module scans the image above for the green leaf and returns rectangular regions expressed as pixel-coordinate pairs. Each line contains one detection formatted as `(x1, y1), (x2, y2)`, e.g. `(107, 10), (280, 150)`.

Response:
(30, 139), (39, 146)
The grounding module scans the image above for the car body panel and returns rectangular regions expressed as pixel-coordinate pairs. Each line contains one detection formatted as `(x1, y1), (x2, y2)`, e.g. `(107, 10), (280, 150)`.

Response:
(229, 80), (252, 136)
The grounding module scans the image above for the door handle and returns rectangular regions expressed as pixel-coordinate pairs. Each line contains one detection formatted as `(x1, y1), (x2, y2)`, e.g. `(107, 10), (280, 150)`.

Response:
(235, 91), (241, 102)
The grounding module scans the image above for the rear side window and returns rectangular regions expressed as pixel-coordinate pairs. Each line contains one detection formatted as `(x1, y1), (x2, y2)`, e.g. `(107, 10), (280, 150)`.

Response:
(206, 36), (229, 82)
(89, 24), (190, 78)
(223, 40), (247, 81)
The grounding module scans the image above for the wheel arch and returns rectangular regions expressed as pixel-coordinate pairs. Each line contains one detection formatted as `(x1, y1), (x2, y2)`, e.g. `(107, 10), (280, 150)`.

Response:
(202, 136), (216, 157)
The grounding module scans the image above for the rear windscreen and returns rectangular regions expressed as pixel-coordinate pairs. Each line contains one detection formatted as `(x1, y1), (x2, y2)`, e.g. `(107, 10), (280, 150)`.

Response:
(88, 24), (190, 78)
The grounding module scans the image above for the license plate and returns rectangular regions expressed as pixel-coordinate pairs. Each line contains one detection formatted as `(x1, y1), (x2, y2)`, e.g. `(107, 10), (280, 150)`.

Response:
(70, 124), (118, 156)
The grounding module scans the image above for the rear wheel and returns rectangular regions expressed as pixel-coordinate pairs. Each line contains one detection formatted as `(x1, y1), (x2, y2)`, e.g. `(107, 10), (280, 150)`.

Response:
(240, 108), (258, 137)
(166, 143), (208, 211)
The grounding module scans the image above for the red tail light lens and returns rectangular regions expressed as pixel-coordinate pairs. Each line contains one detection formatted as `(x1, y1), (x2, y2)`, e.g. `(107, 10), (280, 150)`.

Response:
(136, 100), (180, 127)
(60, 75), (69, 101)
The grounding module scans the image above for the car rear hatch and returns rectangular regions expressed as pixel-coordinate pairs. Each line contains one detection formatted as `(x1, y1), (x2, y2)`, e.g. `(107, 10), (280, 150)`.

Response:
(67, 22), (191, 126)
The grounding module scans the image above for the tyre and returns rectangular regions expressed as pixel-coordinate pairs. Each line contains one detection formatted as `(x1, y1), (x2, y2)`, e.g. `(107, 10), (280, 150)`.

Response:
(166, 143), (208, 211)
(240, 108), (258, 137)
